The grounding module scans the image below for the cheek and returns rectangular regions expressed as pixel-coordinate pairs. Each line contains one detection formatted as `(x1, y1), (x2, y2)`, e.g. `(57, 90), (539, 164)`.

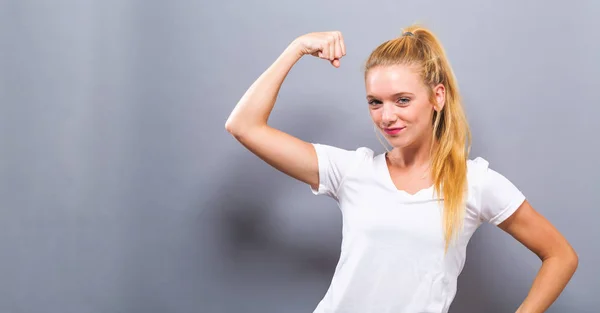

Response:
(405, 106), (433, 127)
(369, 109), (381, 123)
(400, 108), (423, 124)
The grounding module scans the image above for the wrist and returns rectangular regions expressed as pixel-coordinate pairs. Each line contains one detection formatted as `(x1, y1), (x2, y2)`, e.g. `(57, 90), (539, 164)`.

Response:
(284, 39), (305, 60)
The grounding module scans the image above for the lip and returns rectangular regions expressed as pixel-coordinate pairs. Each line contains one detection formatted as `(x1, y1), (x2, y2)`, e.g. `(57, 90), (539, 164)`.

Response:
(383, 127), (405, 135)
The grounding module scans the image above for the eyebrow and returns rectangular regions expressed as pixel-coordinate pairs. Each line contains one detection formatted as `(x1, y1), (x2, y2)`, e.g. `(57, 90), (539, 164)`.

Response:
(366, 92), (415, 100)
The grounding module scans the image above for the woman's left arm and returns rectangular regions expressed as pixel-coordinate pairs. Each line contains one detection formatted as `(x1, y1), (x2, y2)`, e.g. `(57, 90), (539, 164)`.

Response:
(498, 200), (579, 313)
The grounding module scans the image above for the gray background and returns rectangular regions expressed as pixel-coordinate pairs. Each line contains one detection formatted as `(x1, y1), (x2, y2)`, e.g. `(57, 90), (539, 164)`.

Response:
(0, 0), (598, 312)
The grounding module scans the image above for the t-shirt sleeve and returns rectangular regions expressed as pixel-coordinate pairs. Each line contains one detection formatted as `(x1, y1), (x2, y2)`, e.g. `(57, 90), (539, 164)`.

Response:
(473, 158), (527, 225)
(310, 143), (370, 200)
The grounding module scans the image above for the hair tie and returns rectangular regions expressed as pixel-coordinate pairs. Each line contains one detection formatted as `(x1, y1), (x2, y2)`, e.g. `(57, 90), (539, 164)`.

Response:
(402, 31), (415, 37)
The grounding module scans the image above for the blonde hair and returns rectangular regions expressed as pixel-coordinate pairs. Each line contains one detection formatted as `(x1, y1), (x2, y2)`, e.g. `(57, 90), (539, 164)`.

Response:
(365, 25), (472, 252)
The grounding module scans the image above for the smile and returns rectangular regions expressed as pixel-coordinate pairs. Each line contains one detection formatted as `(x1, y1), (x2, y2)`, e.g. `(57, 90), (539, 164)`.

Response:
(383, 127), (406, 135)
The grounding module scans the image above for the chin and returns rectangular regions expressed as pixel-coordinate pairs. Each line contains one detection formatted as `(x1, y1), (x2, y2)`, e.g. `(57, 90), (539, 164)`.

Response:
(394, 132), (426, 148)
(386, 137), (412, 149)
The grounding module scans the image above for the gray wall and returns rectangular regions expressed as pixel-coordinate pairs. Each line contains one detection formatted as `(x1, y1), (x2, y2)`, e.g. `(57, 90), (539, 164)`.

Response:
(0, 0), (598, 312)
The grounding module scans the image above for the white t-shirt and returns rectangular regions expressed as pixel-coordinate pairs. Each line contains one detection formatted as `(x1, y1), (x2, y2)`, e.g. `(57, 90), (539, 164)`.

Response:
(309, 144), (526, 313)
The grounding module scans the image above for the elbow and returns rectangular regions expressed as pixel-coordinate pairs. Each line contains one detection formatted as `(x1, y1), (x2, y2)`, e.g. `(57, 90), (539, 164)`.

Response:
(541, 246), (579, 273)
(553, 247), (579, 274)
(224, 119), (235, 134)
(225, 119), (252, 141)
(225, 117), (264, 139)
(225, 118), (242, 137)
(564, 242), (579, 271)
(567, 250), (579, 272)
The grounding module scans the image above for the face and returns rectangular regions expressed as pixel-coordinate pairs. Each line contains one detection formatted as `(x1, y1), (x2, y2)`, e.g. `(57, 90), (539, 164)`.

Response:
(365, 64), (445, 149)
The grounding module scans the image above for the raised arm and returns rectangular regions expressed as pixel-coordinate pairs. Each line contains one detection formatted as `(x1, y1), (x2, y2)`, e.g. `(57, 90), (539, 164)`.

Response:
(225, 31), (346, 190)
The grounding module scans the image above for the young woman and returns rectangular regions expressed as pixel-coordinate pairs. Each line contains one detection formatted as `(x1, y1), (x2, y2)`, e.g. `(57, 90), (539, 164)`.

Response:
(225, 25), (578, 313)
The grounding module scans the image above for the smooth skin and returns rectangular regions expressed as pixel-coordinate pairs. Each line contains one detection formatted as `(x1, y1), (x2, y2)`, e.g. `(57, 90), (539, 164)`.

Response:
(225, 31), (344, 191)
(225, 31), (578, 313)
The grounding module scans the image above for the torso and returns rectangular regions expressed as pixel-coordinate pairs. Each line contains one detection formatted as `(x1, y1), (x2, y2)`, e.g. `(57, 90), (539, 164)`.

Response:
(313, 151), (484, 313)
(384, 154), (434, 195)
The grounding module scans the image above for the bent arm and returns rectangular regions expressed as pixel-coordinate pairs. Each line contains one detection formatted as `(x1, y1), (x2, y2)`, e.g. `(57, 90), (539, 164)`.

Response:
(498, 200), (578, 313)
(225, 41), (319, 189)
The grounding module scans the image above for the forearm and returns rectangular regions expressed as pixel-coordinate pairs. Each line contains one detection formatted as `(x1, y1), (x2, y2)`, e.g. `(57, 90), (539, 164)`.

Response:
(225, 41), (303, 134)
(516, 254), (578, 313)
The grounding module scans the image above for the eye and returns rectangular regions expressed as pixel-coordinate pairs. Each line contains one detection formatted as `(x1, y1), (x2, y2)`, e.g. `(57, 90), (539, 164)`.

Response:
(397, 97), (411, 105)
(368, 99), (382, 106)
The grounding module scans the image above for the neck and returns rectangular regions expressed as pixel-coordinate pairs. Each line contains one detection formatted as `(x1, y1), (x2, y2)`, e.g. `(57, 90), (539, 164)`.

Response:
(387, 134), (436, 169)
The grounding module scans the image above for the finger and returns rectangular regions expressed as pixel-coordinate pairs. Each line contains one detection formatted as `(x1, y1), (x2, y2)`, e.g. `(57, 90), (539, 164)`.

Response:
(338, 31), (346, 56)
(316, 42), (325, 59)
(328, 38), (334, 61)
(331, 59), (340, 68)
(333, 33), (342, 59)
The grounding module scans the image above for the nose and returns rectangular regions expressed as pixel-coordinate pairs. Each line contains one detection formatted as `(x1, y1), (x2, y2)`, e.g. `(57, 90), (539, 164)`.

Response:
(381, 103), (397, 126)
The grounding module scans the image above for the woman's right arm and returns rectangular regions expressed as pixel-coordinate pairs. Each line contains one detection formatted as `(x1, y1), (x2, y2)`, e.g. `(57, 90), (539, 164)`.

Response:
(225, 31), (345, 190)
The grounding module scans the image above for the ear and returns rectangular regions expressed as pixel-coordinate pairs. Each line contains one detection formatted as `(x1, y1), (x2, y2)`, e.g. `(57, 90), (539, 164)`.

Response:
(432, 83), (446, 111)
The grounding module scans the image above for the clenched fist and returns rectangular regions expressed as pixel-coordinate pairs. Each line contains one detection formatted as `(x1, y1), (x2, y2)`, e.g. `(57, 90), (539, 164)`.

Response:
(291, 31), (346, 68)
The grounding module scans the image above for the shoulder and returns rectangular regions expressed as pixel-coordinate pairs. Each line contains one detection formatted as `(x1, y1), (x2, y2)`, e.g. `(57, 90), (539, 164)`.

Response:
(466, 156), (526, 225)
(313, 143), (375, 156)
(467, 156), (517, 191)
(310, 144), (379, 198)
(312, 143), (377, 166)
(467, 156), (490, 187)
(312, 143), (379, 176)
